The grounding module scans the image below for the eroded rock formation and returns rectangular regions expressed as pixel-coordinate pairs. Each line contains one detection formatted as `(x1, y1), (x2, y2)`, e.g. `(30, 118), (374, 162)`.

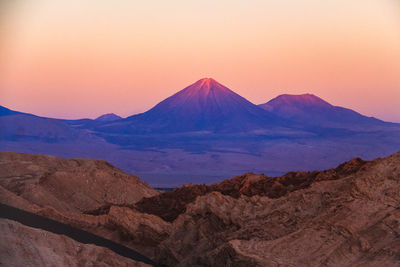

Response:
(0, 151), (158, 212)
(1, 150), (400, 266)
(0, 219), (150, 267)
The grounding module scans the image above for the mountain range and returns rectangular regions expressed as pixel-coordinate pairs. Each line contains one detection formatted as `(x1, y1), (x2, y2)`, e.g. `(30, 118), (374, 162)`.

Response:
(1, 78), (399, 186)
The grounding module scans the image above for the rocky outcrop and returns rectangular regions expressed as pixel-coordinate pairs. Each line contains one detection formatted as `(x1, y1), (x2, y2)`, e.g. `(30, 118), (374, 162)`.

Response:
(135, 157), (367, 222)
(0, 151), (163, 262)
(0, 151), (158, 213)
(151, 152), (400, 266)
(0, 218), (150, 267)
(1, 151), (400, 266)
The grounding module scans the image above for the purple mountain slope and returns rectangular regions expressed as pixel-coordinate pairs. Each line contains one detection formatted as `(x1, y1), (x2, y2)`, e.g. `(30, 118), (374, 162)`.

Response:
(0, 106), (23, 116)
(0, 106), (99, 142)
(259, 94), (386, 129)
(98, 78), (284, 133)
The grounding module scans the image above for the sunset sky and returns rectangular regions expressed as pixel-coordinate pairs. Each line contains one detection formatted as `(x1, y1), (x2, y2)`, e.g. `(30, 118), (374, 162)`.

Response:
(0, 0), (399, 121)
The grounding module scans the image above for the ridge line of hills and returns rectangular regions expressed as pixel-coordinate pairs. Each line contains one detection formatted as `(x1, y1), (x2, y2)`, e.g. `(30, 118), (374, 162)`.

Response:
(0, 78), (393, 124)
(1, 78), (399, 186)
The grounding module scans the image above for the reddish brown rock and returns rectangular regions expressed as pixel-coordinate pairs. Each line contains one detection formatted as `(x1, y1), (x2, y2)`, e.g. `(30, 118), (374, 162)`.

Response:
(0, 151), (158, 212)
(0, 218), (151, 267)
(1, 151), (400, 266)
(152, 153), (400, 266)
(135, 157), (367, 222)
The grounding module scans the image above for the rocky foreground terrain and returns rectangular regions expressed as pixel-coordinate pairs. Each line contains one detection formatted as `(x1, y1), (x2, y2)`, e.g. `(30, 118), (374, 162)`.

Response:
(0, 219), (150, 267)
(1, 150), (400, 266)
(0, 151), (158, 212)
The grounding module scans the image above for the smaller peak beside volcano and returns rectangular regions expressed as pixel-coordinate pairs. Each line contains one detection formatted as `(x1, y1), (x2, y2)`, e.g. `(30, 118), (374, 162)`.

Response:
(265, 94), (332, 108)
(95, 113), (122, 121)
(259, 93), (332, 113)
(259, 93), (384, 128)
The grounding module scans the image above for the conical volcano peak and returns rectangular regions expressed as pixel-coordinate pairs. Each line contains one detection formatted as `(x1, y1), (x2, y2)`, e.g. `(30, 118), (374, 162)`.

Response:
(198, 77), (217, 85)
(171, 78), (240, 104)
(191, 77), (226, 93)
(199, 77), (214, 83)
(169, 78), (228, 99)
(126, 77), (278, 133)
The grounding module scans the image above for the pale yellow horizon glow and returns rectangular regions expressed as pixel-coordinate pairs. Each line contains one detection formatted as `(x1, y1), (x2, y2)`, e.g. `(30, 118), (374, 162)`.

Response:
(0, 0), (399, 121)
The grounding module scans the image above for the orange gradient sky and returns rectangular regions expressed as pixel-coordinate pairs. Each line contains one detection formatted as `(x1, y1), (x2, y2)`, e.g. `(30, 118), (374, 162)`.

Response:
(0, 0), (399, 121)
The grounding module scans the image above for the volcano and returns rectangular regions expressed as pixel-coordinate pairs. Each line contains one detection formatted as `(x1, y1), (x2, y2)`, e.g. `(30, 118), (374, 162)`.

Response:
(98, 78), (282, 133)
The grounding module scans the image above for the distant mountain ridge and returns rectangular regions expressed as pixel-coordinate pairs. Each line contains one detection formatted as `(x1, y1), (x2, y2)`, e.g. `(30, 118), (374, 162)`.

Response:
(0, 106), (23, 117)
(1, 78), (399, 186)
(0, 106), (101, 143)
(1, 80), (394, 132)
